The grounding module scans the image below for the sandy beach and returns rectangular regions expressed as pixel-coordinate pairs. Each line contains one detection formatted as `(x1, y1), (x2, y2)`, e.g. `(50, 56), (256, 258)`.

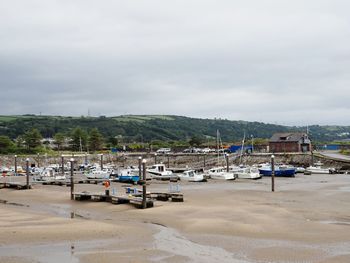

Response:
(1, 173), (350, 263)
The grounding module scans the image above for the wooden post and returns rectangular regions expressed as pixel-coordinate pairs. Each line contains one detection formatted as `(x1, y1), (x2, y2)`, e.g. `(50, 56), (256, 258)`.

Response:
(70, 158), (74, 200)
(100, 154), (103, 170)
(154, 153), (157, 164)
(26, 158), (30, 189)
(226, 153), (229, 172)
(142, 159), (147, 209)
(61, 155), (64, 175)
(271, 155), (275, 192)
(14, 155), (17, 176)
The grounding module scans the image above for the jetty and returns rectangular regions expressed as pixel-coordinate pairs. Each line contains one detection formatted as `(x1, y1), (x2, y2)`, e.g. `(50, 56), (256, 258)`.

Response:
(0, 182), (32, 190)
(73, 189), (184, 209)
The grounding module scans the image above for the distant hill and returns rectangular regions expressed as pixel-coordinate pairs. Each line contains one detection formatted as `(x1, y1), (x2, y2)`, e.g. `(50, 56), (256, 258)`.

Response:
(0, 114), (349, 143)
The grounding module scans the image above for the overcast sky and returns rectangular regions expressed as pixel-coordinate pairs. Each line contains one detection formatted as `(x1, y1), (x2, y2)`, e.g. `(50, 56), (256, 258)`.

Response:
(1, 0), (349, 126)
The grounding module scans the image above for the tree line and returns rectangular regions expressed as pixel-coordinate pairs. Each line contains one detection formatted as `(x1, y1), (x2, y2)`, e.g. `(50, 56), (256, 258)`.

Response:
(0, 127), (104, 154)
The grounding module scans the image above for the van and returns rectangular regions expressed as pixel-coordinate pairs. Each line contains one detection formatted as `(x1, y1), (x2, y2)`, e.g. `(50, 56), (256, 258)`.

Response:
(156, 148), (171, 154)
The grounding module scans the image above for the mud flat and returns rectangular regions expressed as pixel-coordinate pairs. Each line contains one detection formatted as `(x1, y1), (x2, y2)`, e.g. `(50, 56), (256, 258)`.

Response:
(0, 173), (350, 262)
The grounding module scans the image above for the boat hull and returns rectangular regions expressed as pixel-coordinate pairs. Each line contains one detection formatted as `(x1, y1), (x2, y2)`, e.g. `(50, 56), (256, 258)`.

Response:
(259, 168), (296, 177)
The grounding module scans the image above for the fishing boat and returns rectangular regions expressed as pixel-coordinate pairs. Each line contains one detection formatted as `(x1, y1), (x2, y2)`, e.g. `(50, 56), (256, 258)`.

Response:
(259, 165), (296, 177)
(231, 165), (262, 179)
(147, 164), (178, 180)
(178, 170), (207, 182)
(86, 168), (111, 179)
(116, 167), (140, 183)
(36, 167), (66, 181)
(207, 167), (236, 180)
(305, 162), (334, 174)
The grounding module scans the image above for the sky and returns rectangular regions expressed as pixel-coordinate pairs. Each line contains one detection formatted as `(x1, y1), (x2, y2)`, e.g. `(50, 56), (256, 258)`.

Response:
(1, 0), (350, 126)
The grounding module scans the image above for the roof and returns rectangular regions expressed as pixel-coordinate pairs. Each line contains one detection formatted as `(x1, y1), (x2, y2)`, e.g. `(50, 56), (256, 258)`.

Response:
(269, 132), (309, 143)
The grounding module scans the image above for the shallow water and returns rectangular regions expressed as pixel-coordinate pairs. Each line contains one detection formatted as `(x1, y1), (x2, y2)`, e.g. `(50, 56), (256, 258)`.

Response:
(152, 223), (250, 263)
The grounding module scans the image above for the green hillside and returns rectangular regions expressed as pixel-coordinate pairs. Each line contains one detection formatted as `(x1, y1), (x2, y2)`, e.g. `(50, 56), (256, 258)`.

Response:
(0, 114), (349, 143)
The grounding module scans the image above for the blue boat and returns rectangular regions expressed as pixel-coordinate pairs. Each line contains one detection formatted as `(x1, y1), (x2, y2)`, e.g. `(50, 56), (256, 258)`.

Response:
(259, 165), (296, 177)
(119, 174), (140, 183)
(117, 168), (140, 183)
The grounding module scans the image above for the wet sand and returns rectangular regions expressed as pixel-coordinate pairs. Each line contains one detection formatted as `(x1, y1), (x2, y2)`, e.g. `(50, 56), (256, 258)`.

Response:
(1, 173), (350, 262)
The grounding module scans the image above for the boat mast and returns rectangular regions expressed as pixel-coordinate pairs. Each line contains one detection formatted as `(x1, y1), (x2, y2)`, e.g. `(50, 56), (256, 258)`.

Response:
(217, 130), (220, 165)
(239, 132), (246, 165)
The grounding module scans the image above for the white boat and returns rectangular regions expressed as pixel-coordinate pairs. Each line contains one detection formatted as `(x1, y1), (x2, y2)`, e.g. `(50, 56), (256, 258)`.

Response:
(86, 168), (111, 179)
(178, 170), (206, 182)
(147, 164), (178, 180)
(295, 167), (306, 173)
(207, 167), (235, 180)
(305, 162), (333, 174)
(231, 165), (261, 179)
(37, 167), (66, 181)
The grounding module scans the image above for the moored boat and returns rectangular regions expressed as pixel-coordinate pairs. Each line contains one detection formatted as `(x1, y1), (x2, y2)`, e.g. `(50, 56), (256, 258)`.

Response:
(259, 165), (296, 177)
(147, 164), (178, 180)
(231, 165), (262, 179)
(178, 170), (207, 182)
(207, 167), (235, 180)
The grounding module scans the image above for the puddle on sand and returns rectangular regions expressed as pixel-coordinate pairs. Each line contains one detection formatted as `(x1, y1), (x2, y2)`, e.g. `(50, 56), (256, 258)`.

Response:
(319, 220), (350, 226)
(0, 239), (120, 263)
(151, 223), (250, 263)
(0, 242), (79, 263)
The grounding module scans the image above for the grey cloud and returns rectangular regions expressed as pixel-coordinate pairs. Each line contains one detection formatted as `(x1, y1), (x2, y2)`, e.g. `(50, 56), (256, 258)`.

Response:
(0, 0), (349, 125)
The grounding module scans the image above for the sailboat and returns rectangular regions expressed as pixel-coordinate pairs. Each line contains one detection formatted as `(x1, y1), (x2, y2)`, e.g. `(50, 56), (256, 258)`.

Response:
(207, 130), (235, 180)
(233, 132), (262, 180)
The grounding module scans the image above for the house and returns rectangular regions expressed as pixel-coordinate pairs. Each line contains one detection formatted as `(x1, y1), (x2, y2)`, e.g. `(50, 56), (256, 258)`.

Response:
(269, 132), (311, 153)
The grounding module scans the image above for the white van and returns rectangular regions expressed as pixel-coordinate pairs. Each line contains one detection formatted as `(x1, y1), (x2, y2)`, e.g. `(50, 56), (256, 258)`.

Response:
(156, 148), (171, 154)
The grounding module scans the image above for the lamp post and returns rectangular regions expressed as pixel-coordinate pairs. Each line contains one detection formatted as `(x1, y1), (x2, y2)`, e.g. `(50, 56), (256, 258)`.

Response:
(100, 154), (103, 170)
(142, 159), (147, 209)
(225, 153), (229, 172)
(85, 153), (88, 165)
(61, 155), (64, 175)
(37, 153), (40, 168)
(70, 158), (74, 200)
(167, 153), (170, 168)
(26, 158), (30, 189)
(138, 157), (142, 180)
(271, 155), (275, 192)
(14, 155), (17, 176)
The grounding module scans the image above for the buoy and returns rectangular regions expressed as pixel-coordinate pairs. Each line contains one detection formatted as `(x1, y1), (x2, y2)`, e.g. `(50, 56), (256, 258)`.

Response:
(104, 180), (110, 188)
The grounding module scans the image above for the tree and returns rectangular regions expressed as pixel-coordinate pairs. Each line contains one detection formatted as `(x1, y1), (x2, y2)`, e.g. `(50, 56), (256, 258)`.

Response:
(88, 128), (104, 152)
(189, 135), (204, 147)
(53, 133), (65, 151)
(23, 128), (42, 151)
(0, 136), (15, 154)
(71, 127), (88, 151)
